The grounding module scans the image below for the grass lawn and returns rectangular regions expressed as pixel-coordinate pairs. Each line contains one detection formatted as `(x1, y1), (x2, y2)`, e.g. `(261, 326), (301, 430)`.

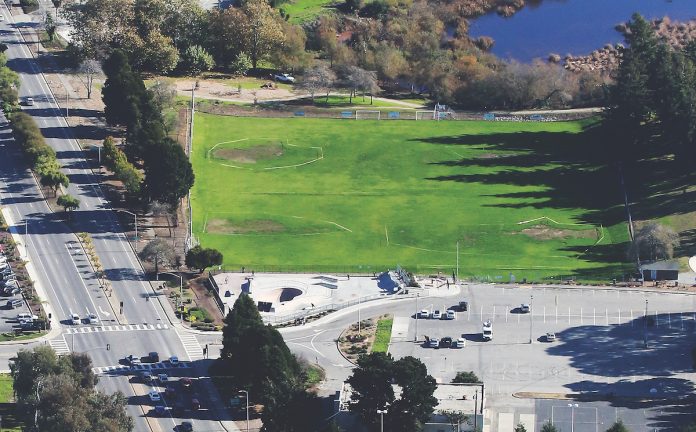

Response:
(0, 374), (24, 431)
(279, 0), (338, 23)
(372, 317), (393, 353)
(191, 114), (632, 281)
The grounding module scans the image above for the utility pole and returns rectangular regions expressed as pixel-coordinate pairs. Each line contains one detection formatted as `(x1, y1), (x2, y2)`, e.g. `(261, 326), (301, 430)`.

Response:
(644, 299), (649, 348)
(456, 241), (459, 280)
(529, 294), (534, 343)
(414, 293), (419, 342)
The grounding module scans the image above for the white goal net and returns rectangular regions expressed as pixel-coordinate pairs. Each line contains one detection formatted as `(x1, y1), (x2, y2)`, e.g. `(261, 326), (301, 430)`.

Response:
(355, 110), (381, 120)
(415, 110), (436, 120)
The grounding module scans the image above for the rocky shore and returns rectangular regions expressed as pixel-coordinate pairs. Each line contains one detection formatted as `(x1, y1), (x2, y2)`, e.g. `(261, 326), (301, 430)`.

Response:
(551, 17), (696, 74)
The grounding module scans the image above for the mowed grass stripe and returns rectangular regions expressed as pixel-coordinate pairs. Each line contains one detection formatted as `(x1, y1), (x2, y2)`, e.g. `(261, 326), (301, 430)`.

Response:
(191, 114), (630, 280)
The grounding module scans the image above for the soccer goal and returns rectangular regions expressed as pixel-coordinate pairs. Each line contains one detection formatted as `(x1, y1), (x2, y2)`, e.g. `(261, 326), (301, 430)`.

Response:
(415, 110), (436, 120)
(355, 110), (381, 120)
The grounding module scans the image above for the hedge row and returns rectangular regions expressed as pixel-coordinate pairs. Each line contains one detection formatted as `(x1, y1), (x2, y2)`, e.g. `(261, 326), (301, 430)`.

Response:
(11, 112), (55, 166)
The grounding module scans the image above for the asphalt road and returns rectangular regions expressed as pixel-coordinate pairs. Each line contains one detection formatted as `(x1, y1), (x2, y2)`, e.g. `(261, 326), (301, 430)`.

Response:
(0, 7), (235, 432)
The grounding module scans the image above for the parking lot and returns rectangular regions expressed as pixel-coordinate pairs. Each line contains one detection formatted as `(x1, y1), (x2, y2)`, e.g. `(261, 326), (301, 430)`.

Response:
(386, 285), (696, 431)
(0, 249), (34, 334)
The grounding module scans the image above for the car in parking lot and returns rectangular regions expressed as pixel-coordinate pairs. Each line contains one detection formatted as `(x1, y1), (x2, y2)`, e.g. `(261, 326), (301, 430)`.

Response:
(432, 310), (442, 320)
(439, 336), (453, 348)
(445, 309), (456, 320)
(418, 309), (430, 319)
(455, 337), (466, 348)
(5, 299), (22, 309)
(190, 397), (200, 410)
(71, 313), (80, 325)
(458, 300), (469, 311)
(169, 355), (179, 366)
(140, 371), (153, 383)
(148, 352), (160, 363)
(545, 332), (556, 342)
(428, 337), (439, 348)
(180, 377), (193, 391)
(179, 422), (193, 432)
(148, 390), (161, 402)
(165, 385), (177, 398)
(157, 373), (168, 382)
(154, 405), (167, 416)
(17, 313), (37, 321)
(520, 304), (530, 313)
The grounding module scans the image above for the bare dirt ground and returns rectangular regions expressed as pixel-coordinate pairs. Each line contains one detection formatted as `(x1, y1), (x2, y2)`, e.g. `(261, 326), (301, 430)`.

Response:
(174, 79), (297, 103)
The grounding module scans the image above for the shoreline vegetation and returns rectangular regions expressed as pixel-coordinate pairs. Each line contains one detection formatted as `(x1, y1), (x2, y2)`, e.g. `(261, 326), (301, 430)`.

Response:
(549, 17), (696, 74)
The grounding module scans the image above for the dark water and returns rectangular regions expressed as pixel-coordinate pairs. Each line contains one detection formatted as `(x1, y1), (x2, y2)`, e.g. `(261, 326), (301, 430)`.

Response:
(468, 0), (696, 62)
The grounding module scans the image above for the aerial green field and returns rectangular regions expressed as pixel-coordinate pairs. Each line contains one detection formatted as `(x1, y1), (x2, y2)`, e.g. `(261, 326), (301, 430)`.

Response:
(191, 114), (632, 281)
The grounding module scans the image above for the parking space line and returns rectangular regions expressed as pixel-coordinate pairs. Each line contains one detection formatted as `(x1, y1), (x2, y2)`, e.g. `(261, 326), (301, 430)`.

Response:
(631, 309), (634, 326)
(594, 308), (596, 325)
(580, 307), (583, 325)
(655, 310), (658, 327)
(605, 308), (609, 325)
(618, 309), (621, 325)
(543, 306), (546, 323)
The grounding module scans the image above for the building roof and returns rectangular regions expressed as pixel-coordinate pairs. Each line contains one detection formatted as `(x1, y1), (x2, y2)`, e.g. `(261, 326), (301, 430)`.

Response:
(641, 261), (680, 271)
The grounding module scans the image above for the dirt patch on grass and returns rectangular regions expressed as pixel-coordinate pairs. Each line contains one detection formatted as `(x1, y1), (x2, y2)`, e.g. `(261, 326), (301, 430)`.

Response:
(477, 153), (500, 159)
(519, 225), (596, 241)
(213, 144), (283, 163)
(206, 218), (285, 234)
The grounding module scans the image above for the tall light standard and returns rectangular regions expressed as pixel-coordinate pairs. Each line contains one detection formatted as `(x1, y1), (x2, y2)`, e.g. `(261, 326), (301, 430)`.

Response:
(238, 390), (250, 432)
(158, 272), (183, 323)
(568, 403), (578, 432)
(377, 409), (387, 432)
(529, 294), (534, 344)
(414, 293), (420, 342)
(644, 299), (649, 348)
(114, 209), (138, 243)
(24, 219), (28, 259)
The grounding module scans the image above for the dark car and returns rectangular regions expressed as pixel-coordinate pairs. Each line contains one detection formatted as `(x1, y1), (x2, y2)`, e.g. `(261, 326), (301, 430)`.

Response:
(165, 385), (177, 398)
(191, 398), (200, 410)
(148, 352), (159, 363)
(458, 301), (468, 311)
(180, 377), (193, 391)
(179, 422), (193, 432)
(440, 336), (453, 348)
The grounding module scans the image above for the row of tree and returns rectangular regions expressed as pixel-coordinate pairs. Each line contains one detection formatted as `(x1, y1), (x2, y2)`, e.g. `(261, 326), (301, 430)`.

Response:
(102, 136), (143, 195)
(10, 346), (133, 431)
(0, 50), (20, 110)
(102, 50), (194, 208)
(62, 0), (607, 109)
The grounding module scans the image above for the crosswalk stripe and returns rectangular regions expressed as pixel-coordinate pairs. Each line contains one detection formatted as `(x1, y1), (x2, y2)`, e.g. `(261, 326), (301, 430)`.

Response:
(175, 330), (204, 361)
(92, 362), (192, 374)
(49, 336), (70, 354)
(65, 324), (170, 334)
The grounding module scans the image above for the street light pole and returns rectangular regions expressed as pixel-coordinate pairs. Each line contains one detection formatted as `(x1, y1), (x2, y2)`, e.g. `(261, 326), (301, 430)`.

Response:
(24, 220), (28, 258)
(644, 299), (649, 348)
(377, 409), (387, 432)
(414, 293), (419, 342)
(529, 294), (534, 344)
(238, 390), (249, 432)
(568, 403), (578, 432)
(159, 272), (183, 324)
(115, 209), (137, 243)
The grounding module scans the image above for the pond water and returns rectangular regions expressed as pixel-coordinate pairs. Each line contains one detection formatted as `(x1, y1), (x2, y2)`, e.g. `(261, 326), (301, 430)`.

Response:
(468, 0), (696, 62)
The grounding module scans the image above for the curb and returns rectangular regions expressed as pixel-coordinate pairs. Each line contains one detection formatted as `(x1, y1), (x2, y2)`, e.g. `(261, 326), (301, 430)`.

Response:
(511, 391), (684, 403)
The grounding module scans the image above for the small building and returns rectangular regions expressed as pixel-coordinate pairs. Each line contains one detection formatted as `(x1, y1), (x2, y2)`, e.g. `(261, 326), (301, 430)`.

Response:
(641, 261), (679, 281)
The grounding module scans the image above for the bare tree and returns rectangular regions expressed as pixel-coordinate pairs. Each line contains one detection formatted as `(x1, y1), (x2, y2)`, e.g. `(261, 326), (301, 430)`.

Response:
(77, 59), (102, 99)
(147, 80), (177, 111)
(297, 63), (336, 102)
(630, 222), (680, 262)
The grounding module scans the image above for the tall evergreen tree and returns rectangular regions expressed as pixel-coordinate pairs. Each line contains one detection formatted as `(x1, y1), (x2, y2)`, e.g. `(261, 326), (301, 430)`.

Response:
(101, 50), (144, 128)
(142, 138), (194, 206)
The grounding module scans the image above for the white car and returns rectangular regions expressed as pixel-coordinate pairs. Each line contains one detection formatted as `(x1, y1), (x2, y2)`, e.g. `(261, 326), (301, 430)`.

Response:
(169, 356), (179, 366)
(455, 337), (466, 348)
(545, 332), (557, 342)
(445, 309), (456, 320)
(17, 313), (37, 321)
(418, 309), (430, 319)
(86, 313), (99, 324)
(71, 313), (80, 325)
(432, 310), (442, 320)
(24, 97), (34, 106)
(157, 373), (168, 382)
(428, 337), (439, 348)
(148, 390), (161, 402)
(273, 73), (295, 83)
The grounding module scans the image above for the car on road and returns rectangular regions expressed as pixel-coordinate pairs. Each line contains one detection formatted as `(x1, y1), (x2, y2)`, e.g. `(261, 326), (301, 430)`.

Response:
(154, 405), (167, 416)
(148, 390), (161, 402)
(178, 422), (193, 432)
(148, 352), (160, 363)
(169, 355), (179, 366)
(440, 336), (453, 348)
(86, 313), (99, 324)
(520, 304), (530, 313)
(273, 73), (295, 83)
(432, 310), (442, 320)
(455, 337), (466, 348)
(428, 337), (439, 348)
(445, 309), (456, 320)
(71, 313), (80, 325)
(545, 332), (556, 342)
(23, 97), (34, 106)
(418, 309), (430, 319)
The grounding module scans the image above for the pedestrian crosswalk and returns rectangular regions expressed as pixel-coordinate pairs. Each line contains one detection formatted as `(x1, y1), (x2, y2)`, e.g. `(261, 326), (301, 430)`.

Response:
(176, 330), (204, 361)
(49, 337), (70, 355)
(93, 361), (192, 375)
(65, 323), (169, 334)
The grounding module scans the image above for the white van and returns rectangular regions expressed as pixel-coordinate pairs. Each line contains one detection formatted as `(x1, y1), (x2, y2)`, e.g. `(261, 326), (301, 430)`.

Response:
(482, 320), (493, 341)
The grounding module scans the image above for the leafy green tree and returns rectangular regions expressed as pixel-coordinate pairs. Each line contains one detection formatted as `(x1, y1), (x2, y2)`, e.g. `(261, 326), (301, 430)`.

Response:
(180, 45), (215, 76)
(391, 356), (438, 431)
(606, 420), (629, 432)
(439, 410), (469, 432)
(541, 421), (559, 432)
(452, 371), (481, 384)
(241, 0), (285, 69)
(185, 245), (223, 272)
(11, 345), (60, 406)
(229, 52), (252, 76)
(57, 194), (80, 214)
(139, 238), (175, 275)
(43, 12), (56, 41)
(40, 169), (69, 197)
(347, 352), (396, 430)
(630, 222), (680, 261)
(261, 389), (320, 432)
(101, 50), (144, 127)
(220, 294), (302, 405)
(142, 138), (194, 207)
